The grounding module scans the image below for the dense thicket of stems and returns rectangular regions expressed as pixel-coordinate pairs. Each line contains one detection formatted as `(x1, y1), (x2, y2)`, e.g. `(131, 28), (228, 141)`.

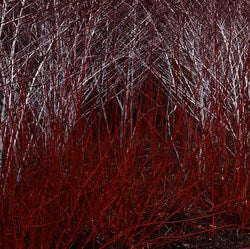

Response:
(0, 1), (249, 248)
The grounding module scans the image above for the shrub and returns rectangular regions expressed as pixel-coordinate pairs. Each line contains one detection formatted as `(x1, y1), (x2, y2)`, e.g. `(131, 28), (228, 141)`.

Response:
(0, 0), (249, 248)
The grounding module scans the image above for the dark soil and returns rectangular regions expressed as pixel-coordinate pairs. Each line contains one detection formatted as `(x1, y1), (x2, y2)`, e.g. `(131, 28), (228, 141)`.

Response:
(163, 230), (250, 249)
